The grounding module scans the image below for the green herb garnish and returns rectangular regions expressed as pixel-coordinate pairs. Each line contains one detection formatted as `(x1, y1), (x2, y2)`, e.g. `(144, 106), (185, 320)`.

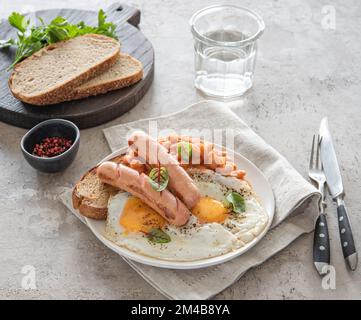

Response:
(177, 141), (192, 163)
(2, 9), (118, 70)
(0, 39), (15, 49)
(225, 192), (246, 215)
(148, 165), (169, 192)
(147, 228), (171, 244)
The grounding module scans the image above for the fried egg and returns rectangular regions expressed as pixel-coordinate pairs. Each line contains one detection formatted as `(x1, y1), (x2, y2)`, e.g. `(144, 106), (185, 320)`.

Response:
(105, 168), (268, 261)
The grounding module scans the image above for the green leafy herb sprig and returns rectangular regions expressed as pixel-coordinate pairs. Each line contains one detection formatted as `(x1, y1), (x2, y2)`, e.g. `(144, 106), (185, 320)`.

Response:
(0, 9), (118, 70)
(148, 164), (169, 192)
(147, 228), (171, 244)
(224, 192), (246, 215)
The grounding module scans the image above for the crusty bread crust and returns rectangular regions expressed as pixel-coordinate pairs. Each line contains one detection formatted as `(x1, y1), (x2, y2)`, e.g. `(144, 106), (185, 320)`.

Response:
(72, 167), (108, 220)
(72, 156), (124, 220)
(67, 68), (143, 101)
(72, 189), (108, 220)
(9, 34), (120, 106)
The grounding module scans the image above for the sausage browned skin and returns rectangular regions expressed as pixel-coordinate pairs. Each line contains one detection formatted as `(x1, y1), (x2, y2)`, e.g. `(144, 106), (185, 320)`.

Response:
(128, 131), (201, 209)
(97, 161), (191, 226)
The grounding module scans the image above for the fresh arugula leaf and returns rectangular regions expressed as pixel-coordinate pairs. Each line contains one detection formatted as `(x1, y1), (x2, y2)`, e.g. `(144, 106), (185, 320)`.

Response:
(148, 166), (169, 192)
(147, 228), (171, 244)
(8, 12), (29, 33)
(225, 192), (246, 215)
(177, 141), (192, 163)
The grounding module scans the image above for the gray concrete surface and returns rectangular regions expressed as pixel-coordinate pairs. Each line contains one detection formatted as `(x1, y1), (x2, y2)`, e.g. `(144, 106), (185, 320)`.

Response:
(1, 0), (361, 299)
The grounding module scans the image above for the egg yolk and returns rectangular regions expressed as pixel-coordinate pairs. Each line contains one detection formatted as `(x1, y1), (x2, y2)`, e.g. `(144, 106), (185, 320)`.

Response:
(120, 197), (166, 233)
(191, 197), (228, 223)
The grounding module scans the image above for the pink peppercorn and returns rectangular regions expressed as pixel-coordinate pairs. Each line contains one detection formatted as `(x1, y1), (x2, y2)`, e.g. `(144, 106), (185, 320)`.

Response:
(32, 137), (73, 157)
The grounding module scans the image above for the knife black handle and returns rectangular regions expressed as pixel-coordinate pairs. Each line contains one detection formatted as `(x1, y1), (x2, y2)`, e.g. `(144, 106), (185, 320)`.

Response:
(337, 204), (358, 270)
(313, 213), (330, 274)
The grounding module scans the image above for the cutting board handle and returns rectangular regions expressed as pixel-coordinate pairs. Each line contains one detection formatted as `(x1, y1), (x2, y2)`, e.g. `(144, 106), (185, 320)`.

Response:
(105, 2), (141, 27)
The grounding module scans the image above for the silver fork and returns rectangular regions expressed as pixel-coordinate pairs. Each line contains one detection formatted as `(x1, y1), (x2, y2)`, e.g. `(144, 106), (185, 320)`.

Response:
(309, 134), (330, 275)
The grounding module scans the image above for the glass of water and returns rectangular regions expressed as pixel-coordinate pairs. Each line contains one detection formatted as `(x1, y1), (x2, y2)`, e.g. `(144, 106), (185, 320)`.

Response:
(190, 5), (265, 98)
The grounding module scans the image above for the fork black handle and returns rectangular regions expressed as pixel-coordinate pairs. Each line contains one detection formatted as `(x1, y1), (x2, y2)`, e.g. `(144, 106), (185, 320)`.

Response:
(313, 213), (330, 275)
(337, 203), (358, 270)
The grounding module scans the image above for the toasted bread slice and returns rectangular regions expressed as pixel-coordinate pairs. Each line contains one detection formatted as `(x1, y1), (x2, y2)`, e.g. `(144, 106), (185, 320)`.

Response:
(72, 168), (117, 220)
(67, 53), (143, 101)
(72, 156), (123, 220)
(9, 34), (120, 105)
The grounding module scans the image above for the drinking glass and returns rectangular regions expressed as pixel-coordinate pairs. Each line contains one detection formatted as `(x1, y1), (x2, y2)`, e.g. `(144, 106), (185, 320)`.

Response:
(190, 5), (265, 98)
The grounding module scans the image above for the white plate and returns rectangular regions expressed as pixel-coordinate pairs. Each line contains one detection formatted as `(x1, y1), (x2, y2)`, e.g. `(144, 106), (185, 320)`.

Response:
(84, 147), (275, 269)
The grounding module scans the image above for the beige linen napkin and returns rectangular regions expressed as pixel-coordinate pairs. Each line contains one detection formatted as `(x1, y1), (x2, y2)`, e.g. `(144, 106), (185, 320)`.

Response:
(60, 100), (319, 299)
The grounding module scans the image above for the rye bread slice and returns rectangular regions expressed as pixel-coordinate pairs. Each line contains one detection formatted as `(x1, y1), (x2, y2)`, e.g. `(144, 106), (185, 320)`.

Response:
(9, 34), (120, 106)
(49, 53), (143, 103)
(66, 53), (143, 101)
(72, 156), (123, 220)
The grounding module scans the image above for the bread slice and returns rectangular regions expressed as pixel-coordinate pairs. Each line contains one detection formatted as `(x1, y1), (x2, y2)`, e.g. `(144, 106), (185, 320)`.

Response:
(66, 53), (143, 101)
(9, 34), (120, 105)
(72, 168), (117, 220)
(72, 156), (123, 220)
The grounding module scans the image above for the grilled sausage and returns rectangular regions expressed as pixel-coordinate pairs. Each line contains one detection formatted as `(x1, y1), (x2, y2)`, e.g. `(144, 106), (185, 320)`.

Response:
(97, 161), (191, 226)
(128, 131), (201, 209)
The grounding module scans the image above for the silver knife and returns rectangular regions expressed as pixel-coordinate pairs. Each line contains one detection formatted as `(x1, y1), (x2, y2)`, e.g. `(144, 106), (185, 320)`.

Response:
(319, 117), (358, 270)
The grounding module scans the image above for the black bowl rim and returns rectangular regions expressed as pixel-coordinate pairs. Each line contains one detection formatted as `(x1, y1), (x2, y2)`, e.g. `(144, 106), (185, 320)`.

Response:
(20, 119), (80, 161)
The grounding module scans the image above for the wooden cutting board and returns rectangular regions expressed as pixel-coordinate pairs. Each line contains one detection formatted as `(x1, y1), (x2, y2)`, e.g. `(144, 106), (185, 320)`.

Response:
(0, 3), (154, 129)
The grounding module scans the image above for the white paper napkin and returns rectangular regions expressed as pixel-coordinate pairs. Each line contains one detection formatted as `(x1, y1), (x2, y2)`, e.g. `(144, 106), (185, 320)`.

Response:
(60, 100), (320, 299)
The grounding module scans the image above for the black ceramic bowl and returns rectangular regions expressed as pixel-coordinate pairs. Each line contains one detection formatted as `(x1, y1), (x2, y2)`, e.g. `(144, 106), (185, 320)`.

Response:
(21, 119), (80, 173)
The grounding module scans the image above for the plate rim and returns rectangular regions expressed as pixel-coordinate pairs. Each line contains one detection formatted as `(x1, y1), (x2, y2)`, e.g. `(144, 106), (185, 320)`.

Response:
(85, 146), (275, 269)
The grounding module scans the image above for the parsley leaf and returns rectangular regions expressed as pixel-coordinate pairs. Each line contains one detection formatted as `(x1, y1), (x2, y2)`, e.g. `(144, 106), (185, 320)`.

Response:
(2, 10), (119, 70)
(8, 12), (29, 33)
(98, 9), (106, 27)
(0, 39), (15, 49)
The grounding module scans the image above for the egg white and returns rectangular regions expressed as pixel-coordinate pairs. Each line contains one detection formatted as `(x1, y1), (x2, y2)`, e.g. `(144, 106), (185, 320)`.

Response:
(188, 168), (269, 245)
(104, 168), (268, 261)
